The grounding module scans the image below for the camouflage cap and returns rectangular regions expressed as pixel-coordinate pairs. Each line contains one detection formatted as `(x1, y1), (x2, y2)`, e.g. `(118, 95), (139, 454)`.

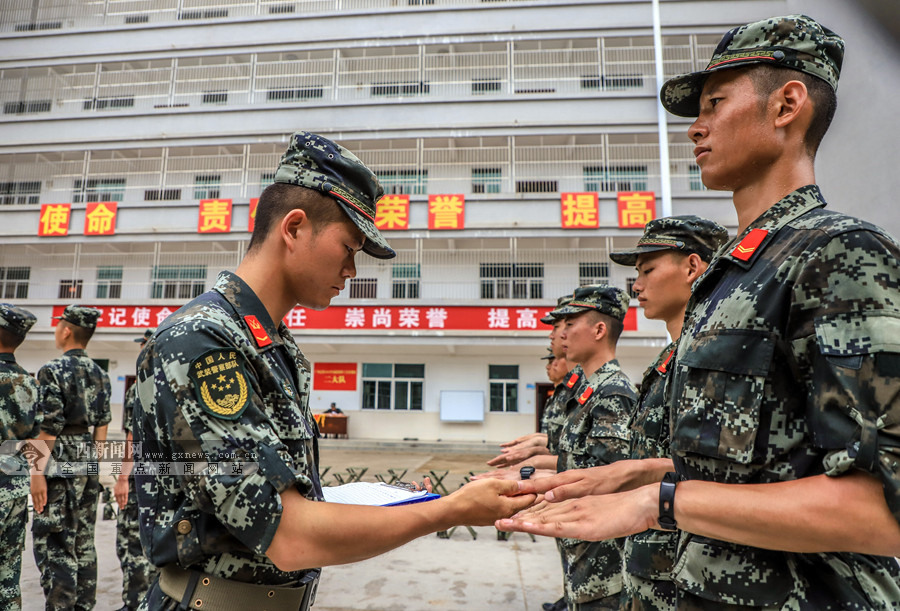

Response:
(661, 14), (844, 117)
(0, 303), (36, 338)
(134, 329), (154, 344)
(610, 215), (729, 266)
(54, 305), (101, 329)
(541, 294), (574, 325)
(274, 131), (395, 259)
(552, 284), (630, 323)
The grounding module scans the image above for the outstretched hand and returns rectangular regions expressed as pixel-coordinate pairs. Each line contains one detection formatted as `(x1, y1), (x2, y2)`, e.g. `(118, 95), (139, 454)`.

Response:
(515, 459), (672, 501)
(496, 484), (658, 541)
(448, 478), (538, 526)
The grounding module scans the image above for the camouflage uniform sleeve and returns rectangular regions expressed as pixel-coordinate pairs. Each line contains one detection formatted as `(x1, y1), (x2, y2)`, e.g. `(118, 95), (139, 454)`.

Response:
(0, 371), (41, 440)
(36, 364), (65, 437)
(142, 324), (308, 557)
(97, 371), (112, 427)
(122, 384), (136, 435)
(795, 228), (900, 520)
(582, 393), (634, 468)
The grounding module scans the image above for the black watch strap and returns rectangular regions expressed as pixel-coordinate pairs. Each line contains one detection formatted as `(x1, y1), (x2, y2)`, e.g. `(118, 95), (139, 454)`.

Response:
(519, 466), (536, 480)
(658, 472), (678, 531)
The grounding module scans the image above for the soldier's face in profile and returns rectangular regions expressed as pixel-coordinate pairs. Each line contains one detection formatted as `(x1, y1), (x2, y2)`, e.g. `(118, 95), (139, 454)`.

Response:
(560, 312), (599, 365)
(689, 69), (776, 192)
(633, 251), (695, 323)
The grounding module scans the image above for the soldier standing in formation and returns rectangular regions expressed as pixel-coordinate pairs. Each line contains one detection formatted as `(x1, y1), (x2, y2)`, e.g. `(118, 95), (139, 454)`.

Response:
(502, 14), (900, 608)
(0, 304), (41, 611)
(114, 329), (157, 611)
(31, 305), (112, 611)
(608, 216), (727, 609)
(132, 131), (534, 610)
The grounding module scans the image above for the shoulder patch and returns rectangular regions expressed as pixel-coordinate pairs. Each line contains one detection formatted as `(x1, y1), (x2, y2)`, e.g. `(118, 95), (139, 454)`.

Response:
(731, 228), (768, 261)
(189, 349), (251, 420)
(566, 372), (580, 388)
(244, 315), (272, 348)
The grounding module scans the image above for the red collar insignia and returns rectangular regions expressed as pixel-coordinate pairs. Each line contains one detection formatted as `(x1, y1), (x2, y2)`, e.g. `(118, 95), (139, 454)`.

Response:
(244, 315), (272, 348)
(731, 228), (768, 262)
(577, 386), (593, 405)
(656, 348), (675, 374)
(566, 373), (579, 388)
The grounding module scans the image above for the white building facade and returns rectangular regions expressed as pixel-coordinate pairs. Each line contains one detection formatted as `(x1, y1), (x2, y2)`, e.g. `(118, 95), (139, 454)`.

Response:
(2, 0), (898, 442)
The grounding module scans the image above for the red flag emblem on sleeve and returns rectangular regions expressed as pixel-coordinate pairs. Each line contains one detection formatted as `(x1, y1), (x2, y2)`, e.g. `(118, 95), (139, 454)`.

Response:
(577, 386), (593, 405)
(244, 315), (272, 347)
(731, 228), (768, 261)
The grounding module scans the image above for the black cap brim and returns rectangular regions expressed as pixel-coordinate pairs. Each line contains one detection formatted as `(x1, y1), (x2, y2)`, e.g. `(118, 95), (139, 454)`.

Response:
(609, 245), (676, 267)
(333, 199), (396, 259)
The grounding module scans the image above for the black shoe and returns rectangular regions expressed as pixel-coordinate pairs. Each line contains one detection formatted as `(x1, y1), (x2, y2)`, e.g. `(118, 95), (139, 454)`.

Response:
(543, 597), (566, 611)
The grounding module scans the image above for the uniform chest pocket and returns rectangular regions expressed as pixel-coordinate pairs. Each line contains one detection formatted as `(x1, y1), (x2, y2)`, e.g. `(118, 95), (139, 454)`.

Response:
(673, 330), (775, 464)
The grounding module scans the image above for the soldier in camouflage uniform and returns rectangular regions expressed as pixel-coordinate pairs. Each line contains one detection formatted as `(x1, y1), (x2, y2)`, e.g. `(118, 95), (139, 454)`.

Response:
(502, 14), (900, 609)
(133, 131), (533, 611)
(553, 284), (636, 610)
(32, 305), (111, 611)
(113, 329), (157, 611)
(0, 304), (41, 611)
(609, 216), (728, 610)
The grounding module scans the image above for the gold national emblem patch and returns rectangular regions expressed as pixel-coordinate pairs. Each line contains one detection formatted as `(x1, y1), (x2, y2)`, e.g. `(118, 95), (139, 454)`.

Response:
(189, 349), (251, 420)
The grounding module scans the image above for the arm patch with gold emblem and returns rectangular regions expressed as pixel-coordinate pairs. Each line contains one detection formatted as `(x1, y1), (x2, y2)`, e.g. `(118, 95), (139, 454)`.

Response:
(189, 349), (252, 420)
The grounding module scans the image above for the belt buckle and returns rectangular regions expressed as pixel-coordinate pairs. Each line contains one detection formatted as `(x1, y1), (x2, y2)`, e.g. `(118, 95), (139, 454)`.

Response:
(300, 575), (318, 610)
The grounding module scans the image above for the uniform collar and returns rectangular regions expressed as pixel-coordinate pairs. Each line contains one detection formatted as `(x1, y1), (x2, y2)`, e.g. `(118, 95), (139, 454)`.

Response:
(64, 348), (87, 357)
(213, 271), (284, 350)
(584, 358), (621, 388)
(717, 184), (826, 270)
(0, 352), (15, 364)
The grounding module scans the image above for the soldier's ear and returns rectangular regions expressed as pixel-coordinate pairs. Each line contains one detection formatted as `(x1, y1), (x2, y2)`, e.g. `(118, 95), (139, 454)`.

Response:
(280, 208), (310, 250)
(685, 253), (705, 282)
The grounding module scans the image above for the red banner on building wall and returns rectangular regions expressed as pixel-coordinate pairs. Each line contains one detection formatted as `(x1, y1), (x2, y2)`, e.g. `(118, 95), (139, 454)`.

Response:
(560, 192), (599, 228)
(51, 304), (639, 333)
(198, 199), (233, 233)
(38, 203), (71, 236)
(84, 202), (118, 236)
(617, 192), (656, 228)
(428, 194), (465, 230)
(313, 362), (358, 390)
(375, 194), (410, 230)
(248, 198), (259, 233)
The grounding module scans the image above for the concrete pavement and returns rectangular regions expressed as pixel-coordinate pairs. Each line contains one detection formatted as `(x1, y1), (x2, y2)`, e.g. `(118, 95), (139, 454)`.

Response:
(20, 440), (565, 610)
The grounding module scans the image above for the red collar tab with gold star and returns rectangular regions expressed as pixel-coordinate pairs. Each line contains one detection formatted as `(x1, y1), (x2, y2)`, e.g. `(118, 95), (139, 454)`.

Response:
(577, 386), (594, 405)
(244, 315), (272, 348)
(731, 228), (768, 262)
(566, 372), (579, 388)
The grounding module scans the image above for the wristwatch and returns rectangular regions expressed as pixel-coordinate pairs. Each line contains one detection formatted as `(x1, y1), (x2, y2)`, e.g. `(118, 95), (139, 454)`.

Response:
(519, 466), (536, 480)
(658, 472), (678, 531)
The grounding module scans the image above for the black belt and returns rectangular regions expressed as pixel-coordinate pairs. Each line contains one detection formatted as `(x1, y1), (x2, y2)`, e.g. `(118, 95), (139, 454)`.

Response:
(159, 564), (319, 611)
(59, 425), (90, 435)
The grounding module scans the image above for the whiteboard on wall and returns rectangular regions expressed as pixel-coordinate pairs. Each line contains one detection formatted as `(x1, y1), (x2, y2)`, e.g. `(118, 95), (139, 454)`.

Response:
(439, 390), (485, 422)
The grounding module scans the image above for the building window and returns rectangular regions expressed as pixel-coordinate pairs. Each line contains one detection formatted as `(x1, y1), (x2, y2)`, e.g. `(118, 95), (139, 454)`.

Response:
(58, 279), (83, 299)
(472, 77), (502, 94)
(3, 99), (51, 114)
(0, 267), (29, 299)
(349, 278), (377, 299)
(267, 86), (324, 101)
(689, 165), (706, 191)
(96, 265), (123, 299)
(472, 168), (501, 194)
(626, 277), (638, 298)
(392, 264), (420, 299)
(584, 165), (648, 192)
(480, 263), (543, 299)
(489, 365), (518, 412)
(193, 175), (221, 200)
(74, 178), (126, 203)
(378, 169), (427, 195)
(0, 181), (40, 205)
(201, 90), (228, 105)
(144, 188), (181, 201)
(515, 180), (557, 193)
(370, 82), (430, 96)
(83, 96), (135, 110)
(579, 262), (610, 286)
(151, 265), (206, 300)
(260, 172), (275, 192)
(362, 363), (424, 410)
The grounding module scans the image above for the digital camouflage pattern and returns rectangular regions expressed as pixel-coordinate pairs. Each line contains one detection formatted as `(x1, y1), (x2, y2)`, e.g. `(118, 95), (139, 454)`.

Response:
(0, 351), (40, 611)
(0, 303), (36, 338)
(670, 185), (900, 607)
(53, 305), (101, 329)
(274, 131), (394, 259)
(543, 365), (582, 455)
(552, 284), (630, 323)
(556, 359), (636, 607)
(133, 271), (323, 609)
(662, 14), (844, 117)
(33, 348), (110, 611)
(609, 215), (729, 266)
(116, 382), (157, 610)
(542, 294), (574, 325)
(622, 341), (678, 609)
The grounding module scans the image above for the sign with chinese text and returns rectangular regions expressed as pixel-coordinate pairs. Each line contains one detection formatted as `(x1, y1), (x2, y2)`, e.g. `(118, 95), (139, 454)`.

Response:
(50, 304), (639, 334)
(38, 203), (71, 237)
(617, 192), (656, 228)
(197, 199), (233, 234)
(248, 197), (259, 233)
(84, 202), (118, 236)
(560, 193), (599, 228)
(428, 194), (465, 230)
(313, 362), (358, 391)
(375, 194), (410, 230)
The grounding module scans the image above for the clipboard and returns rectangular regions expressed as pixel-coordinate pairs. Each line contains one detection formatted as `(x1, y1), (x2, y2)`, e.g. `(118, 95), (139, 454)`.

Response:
(322, 482), (440, 507)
